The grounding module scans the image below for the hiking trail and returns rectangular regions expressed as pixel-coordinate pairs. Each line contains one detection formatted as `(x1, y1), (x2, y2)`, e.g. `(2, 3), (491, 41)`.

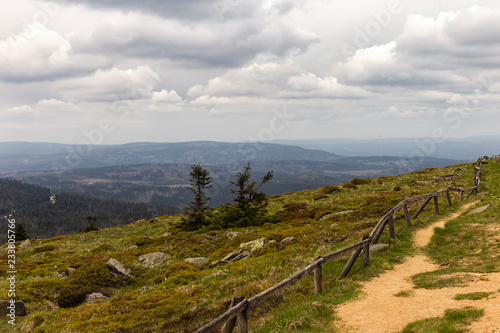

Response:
(333, 201), (500, 332)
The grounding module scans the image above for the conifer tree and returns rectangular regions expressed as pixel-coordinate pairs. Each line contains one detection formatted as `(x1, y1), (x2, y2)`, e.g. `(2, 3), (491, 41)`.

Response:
(217, 162), (273, 228)
(15, 223), (29, 242)
(182, 165), (213, 230)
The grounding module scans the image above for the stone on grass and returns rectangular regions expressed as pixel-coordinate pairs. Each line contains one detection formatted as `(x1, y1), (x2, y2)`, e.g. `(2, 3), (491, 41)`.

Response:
(85, 292), (109, 303)
(467, 205), (490, 215)
(280, 236), (296, 244)
(138, 252), (167, 269)
(224, 231), (240, 239)
(0, 300), (27, 316)
(369, 244), (389, 253)
(19, 239), (32, 248)
(185, 257), (208, 265)
(106, 258), (133, 280)
(128, 245), (138, 250)
(240, 238), (267, 252)
(211, 250), (252, 267)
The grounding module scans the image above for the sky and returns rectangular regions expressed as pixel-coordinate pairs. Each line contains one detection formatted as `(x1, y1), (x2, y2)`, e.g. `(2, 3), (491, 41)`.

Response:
(1, 0), (500, 144)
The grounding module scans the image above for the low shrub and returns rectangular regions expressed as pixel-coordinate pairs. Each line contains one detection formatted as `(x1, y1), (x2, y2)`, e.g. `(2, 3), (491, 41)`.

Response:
(91, 243), (114, 253)
(70, 261), (113, 289)
(312, 193), (329, 201)
(276, 203), (317, 219)
(322, 186), (341, 194)
(350, 178), (370, 185)
(56, 285), (88, 308)
(33, 245), (57, 253)
(342, 183), (358, 189)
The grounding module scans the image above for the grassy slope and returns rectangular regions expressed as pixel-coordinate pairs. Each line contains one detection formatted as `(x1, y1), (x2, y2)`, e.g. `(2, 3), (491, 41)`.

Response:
(1, 159), (496, 332)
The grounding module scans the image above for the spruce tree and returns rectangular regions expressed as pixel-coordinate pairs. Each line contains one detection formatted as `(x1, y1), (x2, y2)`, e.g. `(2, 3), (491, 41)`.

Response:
(15, 223), (29, 242)
(182, 165), (213, 230)
(220, 162), (273, 228)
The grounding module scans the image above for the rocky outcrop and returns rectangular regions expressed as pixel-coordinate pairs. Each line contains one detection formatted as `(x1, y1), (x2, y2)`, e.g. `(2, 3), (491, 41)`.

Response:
(224, 231), (240, 239)
(85, 292), (109, 303)
(467, 205), (490, 215)
(240, 238), (267, 252)
(138, 252), (167, 269)
(106, 258), (133, 280)
(185, 257), (208, 265)
(319, 210), (356, 220)
(0, 300), (27, 316)
(211, 250), (253, 267)
(19, 239), (32, 248)
(280, 236), (296, 244)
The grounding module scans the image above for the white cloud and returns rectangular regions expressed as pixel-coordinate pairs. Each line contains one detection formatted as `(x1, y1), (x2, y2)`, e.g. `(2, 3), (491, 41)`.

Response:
(4, 105), (34, 114)
(57, 66), (160, 102)
(0, 24), (106, 82)
(188, 59), (370, 103)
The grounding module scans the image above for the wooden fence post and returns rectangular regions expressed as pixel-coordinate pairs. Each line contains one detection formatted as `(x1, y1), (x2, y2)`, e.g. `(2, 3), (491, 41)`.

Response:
(314, 262), (323, 296)
(403, 202), (411, 227)
(459, 189), (464, 201)
(338, 236), (365, 279)
(388, 214), (395, 239)
(446, 190), (452, 207)
(362, 235), (370, 268)
(237, 307), (249, 333)
(433, 196), (439, 214)
(413, 196), (432, 219)
(221, 296), (245, 333)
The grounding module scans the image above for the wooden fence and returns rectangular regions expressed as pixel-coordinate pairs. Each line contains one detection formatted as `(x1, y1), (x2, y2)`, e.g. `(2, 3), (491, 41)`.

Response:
(194, 160), (484, 333)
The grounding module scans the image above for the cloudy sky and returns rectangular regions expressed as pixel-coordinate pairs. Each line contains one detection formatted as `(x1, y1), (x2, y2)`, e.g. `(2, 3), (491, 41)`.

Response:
(1, 0), (499, 144)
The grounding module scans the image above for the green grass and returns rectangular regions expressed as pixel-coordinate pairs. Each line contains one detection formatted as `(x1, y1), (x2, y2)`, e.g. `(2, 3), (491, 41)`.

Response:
(402, 307), (484, 333)
(453, 292), (494, 301)
(0, 160), (495, 332)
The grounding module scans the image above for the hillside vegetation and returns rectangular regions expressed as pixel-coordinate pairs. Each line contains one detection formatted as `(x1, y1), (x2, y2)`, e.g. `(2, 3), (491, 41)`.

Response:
(1, 158), (499, 332)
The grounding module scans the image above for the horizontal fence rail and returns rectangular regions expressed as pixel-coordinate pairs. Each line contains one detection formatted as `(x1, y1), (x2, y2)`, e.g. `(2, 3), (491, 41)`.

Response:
(194, 159), (484, 332)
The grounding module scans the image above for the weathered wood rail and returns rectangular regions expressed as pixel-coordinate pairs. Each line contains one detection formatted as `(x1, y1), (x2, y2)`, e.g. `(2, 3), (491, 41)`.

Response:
(194, 160), (484, 333)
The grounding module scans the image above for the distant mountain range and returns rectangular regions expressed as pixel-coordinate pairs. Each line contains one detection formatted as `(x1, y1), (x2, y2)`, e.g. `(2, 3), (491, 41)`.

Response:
(273, 136), (500, 160)
(0, 141), (464, 209)
(0, 141), (341, 172)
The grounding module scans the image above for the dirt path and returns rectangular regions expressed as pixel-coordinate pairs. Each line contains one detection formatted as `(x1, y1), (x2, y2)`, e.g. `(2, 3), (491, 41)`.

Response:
(333, 202), (500, 332)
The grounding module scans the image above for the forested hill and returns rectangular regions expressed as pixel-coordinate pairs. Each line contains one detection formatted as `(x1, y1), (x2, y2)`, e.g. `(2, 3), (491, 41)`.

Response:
(0, 178), (179, 241)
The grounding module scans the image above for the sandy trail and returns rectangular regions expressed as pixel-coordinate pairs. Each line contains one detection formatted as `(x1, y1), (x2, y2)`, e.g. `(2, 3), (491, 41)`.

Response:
(333, 202), (500, 332)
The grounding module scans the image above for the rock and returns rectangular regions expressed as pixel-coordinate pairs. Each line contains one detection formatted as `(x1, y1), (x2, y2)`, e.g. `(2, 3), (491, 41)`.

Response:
(467, 205), (490, 215)
(433, 174), (459, 180)
(369, 244), (389, 253)
(211, 260), (227, 267)
(138, 252), (167, 269)
(19, 239), (32, 248)
(224, 231), (240, 239)
(185, 257), (208, 265)
(240, 238), (267, 252)
(268, 240), (277, 245)
(203, 234), (216, 243)
(280, 236), (296, 244)
(106, 258), (134, 280)
(58, 271), (68, 279)
(224, 250), (252, 262)
(0, 300), (27, 316)
(162, 231), (172, 237)
(84, 292), (109, 303)
(319, 210), (356, 220)
(67, 267), (76, 275)
(211, 250), (253, 267)
(128, 245), (138, 250)
(54, 265), (59, 269)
